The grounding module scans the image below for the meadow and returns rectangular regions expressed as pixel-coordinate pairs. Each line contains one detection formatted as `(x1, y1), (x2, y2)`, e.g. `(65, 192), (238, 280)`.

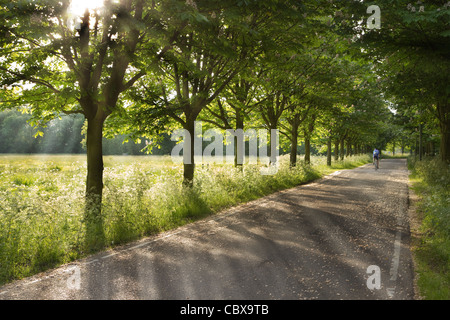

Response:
(0, 153), (371, 285)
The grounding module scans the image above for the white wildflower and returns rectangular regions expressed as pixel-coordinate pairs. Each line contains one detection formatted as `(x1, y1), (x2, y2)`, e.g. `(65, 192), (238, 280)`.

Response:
(185, 0), (197, 10)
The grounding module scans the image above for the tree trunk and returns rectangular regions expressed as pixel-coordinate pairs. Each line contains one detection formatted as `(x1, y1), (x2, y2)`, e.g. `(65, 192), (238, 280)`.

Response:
(268, 125), (278, 166)
(327, 137), (332, 166)
(86, 116), (104, 208)
(440, 123), (450, 162)
(340, 139), (345, 161)
(85, 115), (106, 250)
(346, 140), (351, 157)
(419, 122), (423, 161)
(437, 103), (450, 163)
(289, 120), (300, 167)
(304, 136), (311, 164)
(234, 108), (244, 168)
(304, 116), (315, 165)
(183, 118), (196, 187)
(290, 129), (298, 167)
(334, 140), (339, 161)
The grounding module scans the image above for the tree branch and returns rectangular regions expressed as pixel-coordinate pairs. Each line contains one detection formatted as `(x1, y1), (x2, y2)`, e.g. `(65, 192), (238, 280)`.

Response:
(121, 71), (146, 93)
(0, 66), (61, 94)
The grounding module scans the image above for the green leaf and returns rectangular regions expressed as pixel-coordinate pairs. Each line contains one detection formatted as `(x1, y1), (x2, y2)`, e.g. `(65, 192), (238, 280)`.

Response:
(440, 29), (450, 37)
(194, 13), (209, 23)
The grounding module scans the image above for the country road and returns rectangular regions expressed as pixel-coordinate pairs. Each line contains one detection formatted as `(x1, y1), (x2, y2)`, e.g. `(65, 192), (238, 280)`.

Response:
(0, 159), (416, 300)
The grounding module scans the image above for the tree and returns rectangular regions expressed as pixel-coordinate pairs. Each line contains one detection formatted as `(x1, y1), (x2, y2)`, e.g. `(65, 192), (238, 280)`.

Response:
(0, 0), (150, 246)
(200, 71), (268, 168)
(128, 0), (305, 185)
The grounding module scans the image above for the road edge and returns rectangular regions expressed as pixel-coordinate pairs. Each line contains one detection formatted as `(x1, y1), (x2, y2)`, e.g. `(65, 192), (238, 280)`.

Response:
(406, 175), (425, 300)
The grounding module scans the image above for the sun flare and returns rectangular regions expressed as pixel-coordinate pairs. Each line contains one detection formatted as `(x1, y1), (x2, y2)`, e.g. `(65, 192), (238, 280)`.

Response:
(68, 0), (105, 17)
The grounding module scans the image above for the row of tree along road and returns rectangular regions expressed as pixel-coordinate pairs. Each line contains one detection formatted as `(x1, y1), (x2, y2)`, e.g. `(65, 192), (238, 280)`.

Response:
(1, 1), (449, 222)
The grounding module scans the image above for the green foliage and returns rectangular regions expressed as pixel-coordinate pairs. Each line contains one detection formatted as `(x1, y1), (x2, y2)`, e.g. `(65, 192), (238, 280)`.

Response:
(409, 156), (450, 299)
(410, 157), (450, 237)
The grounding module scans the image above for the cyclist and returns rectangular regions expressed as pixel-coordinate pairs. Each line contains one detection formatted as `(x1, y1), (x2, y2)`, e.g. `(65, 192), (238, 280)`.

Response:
(373, 148), (381, 169)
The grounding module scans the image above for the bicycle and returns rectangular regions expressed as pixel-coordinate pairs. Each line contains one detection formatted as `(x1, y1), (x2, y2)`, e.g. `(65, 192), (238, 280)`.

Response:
(373, 157), (379, 170)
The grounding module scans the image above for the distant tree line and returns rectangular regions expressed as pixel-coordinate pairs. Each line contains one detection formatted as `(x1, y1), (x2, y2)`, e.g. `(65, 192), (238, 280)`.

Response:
(0, 109), (177, 155)
(0, 109), (323, 156)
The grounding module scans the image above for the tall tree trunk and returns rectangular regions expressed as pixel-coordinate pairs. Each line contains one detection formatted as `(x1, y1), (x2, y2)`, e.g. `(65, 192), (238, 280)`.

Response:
(327, 137), (332, 166)
(268, 125), (278, 166)
(183, 117), (196, 187)
(419, 122), (423, 161)
(346, 140), (351, 157)
(85, 114), (105, 250)
(289, 119), (300, 167)
(290, 129), (298, 167)
(234, 107), (244, 168)
(334, 140), (339, 161)
(340, 139), (345, 161)
(304, 132), (311, 165)
(437, 103), (450, 163)
(304, 116), (316, 164)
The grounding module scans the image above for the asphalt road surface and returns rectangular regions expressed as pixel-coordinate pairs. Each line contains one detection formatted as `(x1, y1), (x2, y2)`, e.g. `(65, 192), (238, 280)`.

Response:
(0, 159), (416, 300)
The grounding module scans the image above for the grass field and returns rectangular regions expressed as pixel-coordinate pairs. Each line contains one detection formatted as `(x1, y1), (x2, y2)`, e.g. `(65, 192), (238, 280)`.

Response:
(0, 153), (371, 286)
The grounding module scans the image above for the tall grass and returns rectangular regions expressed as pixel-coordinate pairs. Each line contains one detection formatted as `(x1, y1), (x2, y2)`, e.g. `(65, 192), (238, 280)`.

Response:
(0, 153), (371, 285)
(408, 156), (450, 300)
